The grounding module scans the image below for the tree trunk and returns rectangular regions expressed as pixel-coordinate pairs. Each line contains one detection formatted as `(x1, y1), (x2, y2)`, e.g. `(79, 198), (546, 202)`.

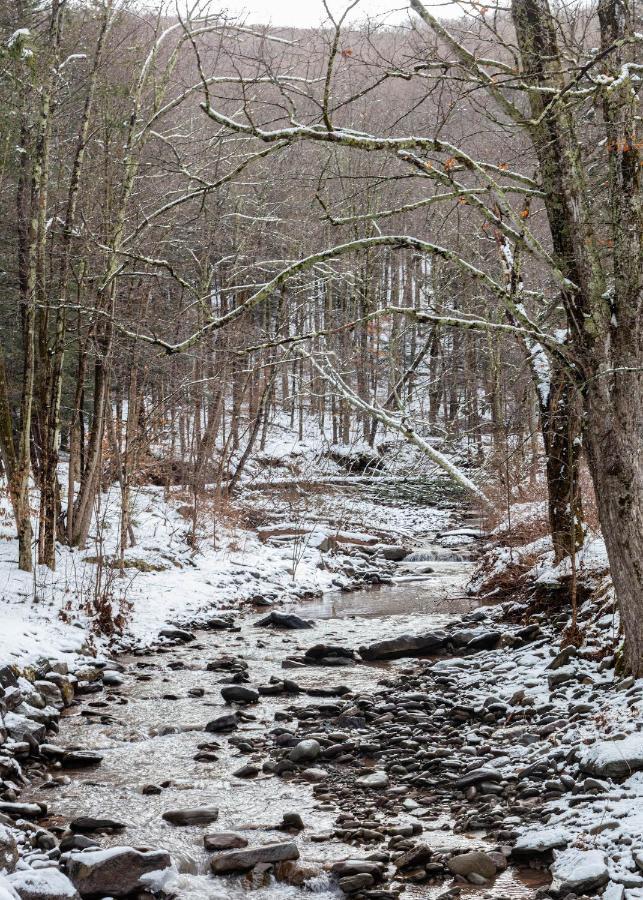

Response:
(540, 366), (584, 562)
(584, 374), (643, 674)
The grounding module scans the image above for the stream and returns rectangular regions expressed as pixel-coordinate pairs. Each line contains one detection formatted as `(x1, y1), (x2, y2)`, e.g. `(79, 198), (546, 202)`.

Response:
(26, 553), (547, 899)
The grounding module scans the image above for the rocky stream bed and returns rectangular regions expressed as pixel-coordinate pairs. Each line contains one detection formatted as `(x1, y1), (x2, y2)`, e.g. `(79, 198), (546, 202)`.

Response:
(0, 520), (637, 900)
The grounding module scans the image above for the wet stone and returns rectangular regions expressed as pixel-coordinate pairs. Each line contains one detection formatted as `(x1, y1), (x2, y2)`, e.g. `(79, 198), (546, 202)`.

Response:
(339, 872), (376, 893)
(221, 685), (259, 704)
(162, 807), (219, 826)
(204, 832), (249, 851)
(205, 713), (238, 732)
(69, 817), (125, 833)
(254, 612), (313, 630)
(233, 764), (259, 778)
(289, 739), (321, 764)
(211, 841), (299, 873)
(65, 845), (172, 897)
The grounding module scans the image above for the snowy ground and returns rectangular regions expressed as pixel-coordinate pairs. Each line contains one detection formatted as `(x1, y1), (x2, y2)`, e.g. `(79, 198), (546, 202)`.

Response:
(0, 430), (460, 670)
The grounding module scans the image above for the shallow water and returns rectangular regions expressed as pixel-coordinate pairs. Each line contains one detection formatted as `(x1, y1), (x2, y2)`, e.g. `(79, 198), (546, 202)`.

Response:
(286, 564), (478, 620)
(27, 557), (545, 898)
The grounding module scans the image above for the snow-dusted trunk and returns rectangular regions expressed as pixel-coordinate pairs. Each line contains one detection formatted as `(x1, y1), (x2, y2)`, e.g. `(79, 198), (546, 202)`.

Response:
(540, 366), (584, 562)
(584, 372), (643, 674)
(512, 0), (641, 668)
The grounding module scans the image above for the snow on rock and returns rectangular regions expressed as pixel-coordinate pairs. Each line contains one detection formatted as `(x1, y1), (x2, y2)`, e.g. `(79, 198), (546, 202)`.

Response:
(64, 846), (172, 897)
(580, 734), (643, 779)
(0, 875), (19, 900)
(550, 848), (609, 894)
(603, 883), (625, 900)
(512, 826), (570, 857)
(6, 868), (79, 899)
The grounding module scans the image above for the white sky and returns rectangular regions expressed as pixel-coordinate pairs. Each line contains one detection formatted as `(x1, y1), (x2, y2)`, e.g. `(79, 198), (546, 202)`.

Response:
(224, 0), (428, 28)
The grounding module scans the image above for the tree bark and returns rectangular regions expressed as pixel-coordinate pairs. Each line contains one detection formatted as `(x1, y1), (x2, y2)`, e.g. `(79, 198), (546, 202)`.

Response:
(584, 372), (643, 673)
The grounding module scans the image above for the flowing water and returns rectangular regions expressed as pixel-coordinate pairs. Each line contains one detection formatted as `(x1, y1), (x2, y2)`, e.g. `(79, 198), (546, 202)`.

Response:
(27, 553), (548, 899)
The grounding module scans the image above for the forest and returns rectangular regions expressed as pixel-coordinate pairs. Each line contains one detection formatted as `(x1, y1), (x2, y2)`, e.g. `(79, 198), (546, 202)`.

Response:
(0, 0), (640, 898)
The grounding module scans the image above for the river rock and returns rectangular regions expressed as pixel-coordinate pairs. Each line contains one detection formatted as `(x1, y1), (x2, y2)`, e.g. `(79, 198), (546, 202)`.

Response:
(204, 832), (248, 851)
(69, 817), (125, 833)
(550, 848), (609, 894)
(511, 826), (570, 860)
(211, 841), (299, 873)
(61, 751), (103, 768)
(304, 645), (355, 663)
(393, 844), (433, 869)
(3, 713), (46, 744)
(0, 802), (46, 820)
(301, 767), (327, 782)
(233, 764), (259, 778)
(289, 739), (321, 763)
(162, 807), (219, 826)
(356, 771), (389, 789)
(254, 612), (313, 630)
(465, 630), (501, 651)
(221, 685), (259, 704)
(280, 813), (304, 831)
(370, 544), (408, 561)
(7, 868), (80, 900)
(360, 630), (447, 661)
(59, 835), (99, 853)
(579, 734), (643, 778)
(205, 713), (238, 732)
(159, 627), (195, 643)
(65, 846), (172, 897)
(452, 767), (501, 789)
(331, 860), (384, 880)
(447, 850), (497, 880)
(339, 873), (375, 893)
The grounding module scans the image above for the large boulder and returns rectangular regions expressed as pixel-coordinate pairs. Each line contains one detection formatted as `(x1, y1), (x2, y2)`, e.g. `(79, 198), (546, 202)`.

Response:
(360, 630), (447, 661)
(65, 846), (172, 897)
(7, 868), (80, 900)
(447, 850), (497, 880)
(550, 848), (609, 895)
(2, 713), (46, 745)
(579, 735), (643, 779)
(211, 842), (299, 873)
(511, 827), (570, 861)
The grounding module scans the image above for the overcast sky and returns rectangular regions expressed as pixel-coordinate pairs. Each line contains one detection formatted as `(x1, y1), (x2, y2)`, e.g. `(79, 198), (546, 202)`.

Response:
(223, 0), (441, 28)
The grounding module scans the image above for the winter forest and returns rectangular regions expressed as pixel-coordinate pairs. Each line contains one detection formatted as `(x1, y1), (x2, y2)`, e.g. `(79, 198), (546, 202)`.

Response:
(0, 0), (640, 897)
